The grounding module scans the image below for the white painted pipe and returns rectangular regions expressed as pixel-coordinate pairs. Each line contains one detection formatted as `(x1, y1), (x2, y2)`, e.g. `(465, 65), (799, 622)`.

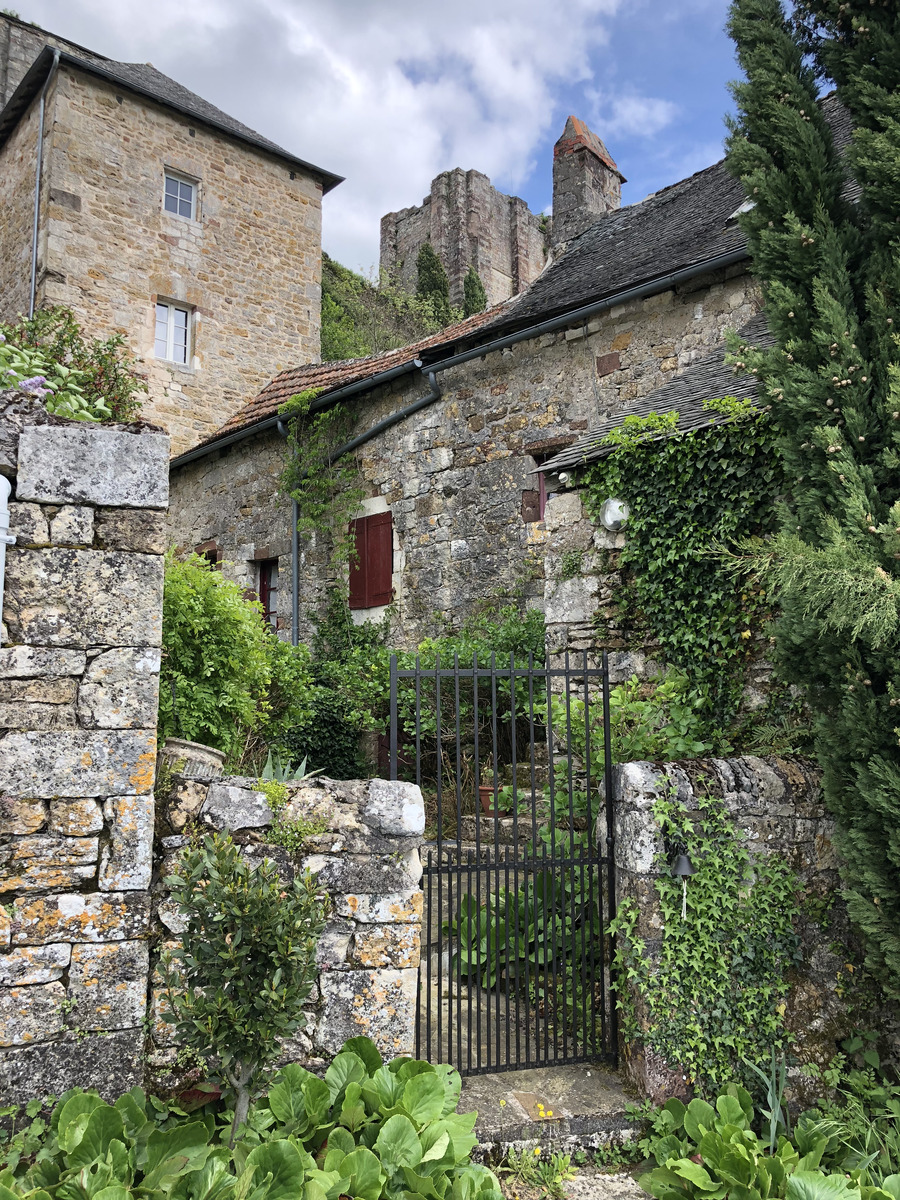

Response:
(0, 476), (15, 631)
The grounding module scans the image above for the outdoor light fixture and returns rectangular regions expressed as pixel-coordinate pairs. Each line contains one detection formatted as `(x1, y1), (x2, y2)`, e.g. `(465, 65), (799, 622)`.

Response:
(671, 850), (696, 920)
(599, 497), (630, 531)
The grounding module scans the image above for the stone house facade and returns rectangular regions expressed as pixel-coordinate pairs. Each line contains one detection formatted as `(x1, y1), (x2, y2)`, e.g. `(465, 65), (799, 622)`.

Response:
(168, 145), (760, 649)
(0, 14), (341, 456)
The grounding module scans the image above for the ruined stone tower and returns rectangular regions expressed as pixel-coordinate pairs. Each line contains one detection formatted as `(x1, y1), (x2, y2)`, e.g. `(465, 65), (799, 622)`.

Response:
(380, 169), (548, 309)
(551, 116), (625, 247)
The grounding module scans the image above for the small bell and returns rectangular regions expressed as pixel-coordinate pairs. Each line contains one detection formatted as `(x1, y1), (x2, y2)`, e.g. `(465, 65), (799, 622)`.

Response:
(671, 853), (695, 920)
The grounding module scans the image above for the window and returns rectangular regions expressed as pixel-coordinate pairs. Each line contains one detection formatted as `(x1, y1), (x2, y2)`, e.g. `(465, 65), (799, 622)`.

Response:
(155, 302), (191, 364)
(349, 512), (394, 610)
(194, 540), (221, 570)
(164, 173), (196, 219)
(258, 558), (279, 628)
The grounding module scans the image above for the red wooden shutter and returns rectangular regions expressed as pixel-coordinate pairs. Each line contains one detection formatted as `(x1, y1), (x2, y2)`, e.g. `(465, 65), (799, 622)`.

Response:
(348, 518), (368, 609)
(366, 512), (393, 606)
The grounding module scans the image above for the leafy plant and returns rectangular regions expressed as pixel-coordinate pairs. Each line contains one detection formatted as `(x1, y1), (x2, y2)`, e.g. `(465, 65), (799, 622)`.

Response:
(256, 764), (329, 854)
(462, 267), (487, 319)
(499, 1146), (578, 1199)
(416, 242), (452, 327)
(610, 787), (800, 1095)
(161, 834), (325, 1143)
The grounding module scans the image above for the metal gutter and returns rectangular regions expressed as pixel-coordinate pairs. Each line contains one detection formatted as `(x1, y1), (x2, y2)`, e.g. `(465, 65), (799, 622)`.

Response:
(29, 48), (59, 318)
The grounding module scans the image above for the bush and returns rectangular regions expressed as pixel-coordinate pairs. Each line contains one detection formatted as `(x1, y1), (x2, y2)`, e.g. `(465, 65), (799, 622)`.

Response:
(278, 688), (369, 780)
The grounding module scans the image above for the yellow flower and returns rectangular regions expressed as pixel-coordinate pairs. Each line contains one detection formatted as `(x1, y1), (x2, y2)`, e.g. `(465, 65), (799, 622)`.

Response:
(499, 1099), (507, 1107)
(741, 629), (752, 640)
(546, 1110), (553, 1117)
(533, 1147), (541, 1156)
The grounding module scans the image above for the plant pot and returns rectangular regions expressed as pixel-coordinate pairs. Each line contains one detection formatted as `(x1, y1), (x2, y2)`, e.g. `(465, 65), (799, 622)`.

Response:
(479, 784), (511, 818)
(158, 737), (226, 779)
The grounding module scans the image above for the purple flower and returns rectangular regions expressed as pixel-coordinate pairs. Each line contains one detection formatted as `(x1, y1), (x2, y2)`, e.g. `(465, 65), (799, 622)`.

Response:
(19, 375), (48, 392)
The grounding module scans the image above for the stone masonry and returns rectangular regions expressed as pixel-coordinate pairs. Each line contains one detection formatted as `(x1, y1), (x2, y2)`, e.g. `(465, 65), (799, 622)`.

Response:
(381, 168), (548, 309)
(551, 117), (625, 248)
(0, 390), (168, 1104)
(151, 773), (425, 1074)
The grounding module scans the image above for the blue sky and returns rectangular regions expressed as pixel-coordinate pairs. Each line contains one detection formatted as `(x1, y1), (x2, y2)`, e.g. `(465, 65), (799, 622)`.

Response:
(18, 0), (741, 272)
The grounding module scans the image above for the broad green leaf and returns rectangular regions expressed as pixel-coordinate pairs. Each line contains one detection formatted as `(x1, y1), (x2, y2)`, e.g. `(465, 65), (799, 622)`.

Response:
(662, 1098), (687, 1130)
(402, 1075), (445, 1125)
(340, 1038), (383, 1077)
(67, 1105), (126, 1169)
(670, 1158), (727, 1194)
(716, 1094), (749, 1130)
(362, 1066), (404, 1112)
(269, 1064), (316, 1124)
(421, 1132), (451, 1165)
(432, 1066), (462, 1117)
(402, 1165), (444, 1199)
(375, 1114), (423, 1171)
(93, 1189), (132, 1200)
(880, 1177), (900, 1200)
(141, 1121), (212, 1189)
(324, 1128), (356, 1157)
(243, 1141), (309, 1200)
(684, 1099), (716, 1143)
(169, 1155), (238, 1200)
(59, 1094), (106, 1152)
(342, 1147), (385, 1200)
(787, 1173), (858, 1200)
(325, 1053), (368, 1103)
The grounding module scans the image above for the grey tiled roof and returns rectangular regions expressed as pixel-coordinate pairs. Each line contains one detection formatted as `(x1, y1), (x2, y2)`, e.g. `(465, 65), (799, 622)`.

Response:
(0, 45), (343, 192)
(539, 314), (775, 474)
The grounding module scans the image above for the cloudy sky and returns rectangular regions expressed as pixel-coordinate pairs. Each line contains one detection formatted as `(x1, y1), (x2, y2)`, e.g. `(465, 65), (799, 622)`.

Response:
(18, 0), (739, 273)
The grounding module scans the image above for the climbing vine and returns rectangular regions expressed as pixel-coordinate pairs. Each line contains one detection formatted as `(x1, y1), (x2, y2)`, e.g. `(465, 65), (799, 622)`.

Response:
(610, 785), (801, 1096)
(580, 399), (781, 719)
(279, 387), (367, 570)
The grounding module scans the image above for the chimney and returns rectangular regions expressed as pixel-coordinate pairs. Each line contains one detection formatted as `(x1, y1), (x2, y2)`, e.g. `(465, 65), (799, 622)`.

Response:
(551, 116), (625, 247)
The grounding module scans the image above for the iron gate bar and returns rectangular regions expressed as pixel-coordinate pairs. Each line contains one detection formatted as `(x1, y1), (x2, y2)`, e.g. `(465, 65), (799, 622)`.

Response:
(390, 648), (618, 1075)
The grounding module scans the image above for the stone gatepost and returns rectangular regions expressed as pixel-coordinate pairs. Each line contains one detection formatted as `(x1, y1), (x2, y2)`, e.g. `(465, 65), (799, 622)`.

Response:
(0, 392), (168, 1103)
(151, 773), (425, 1074)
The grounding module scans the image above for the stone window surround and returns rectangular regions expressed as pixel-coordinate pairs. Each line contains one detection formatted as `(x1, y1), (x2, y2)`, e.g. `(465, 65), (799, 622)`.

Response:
(163, 170), (199, 222)
(155, 300), (193, 366)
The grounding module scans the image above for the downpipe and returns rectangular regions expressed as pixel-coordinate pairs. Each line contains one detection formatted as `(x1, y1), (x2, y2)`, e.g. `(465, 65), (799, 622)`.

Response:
(0, 477), (16, 628)
(30, 49), (60, 318)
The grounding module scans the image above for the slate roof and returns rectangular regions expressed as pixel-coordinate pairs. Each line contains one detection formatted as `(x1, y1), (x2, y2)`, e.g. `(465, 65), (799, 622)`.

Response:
(0, 43), (342, 191)
(539, 314), (775, 474)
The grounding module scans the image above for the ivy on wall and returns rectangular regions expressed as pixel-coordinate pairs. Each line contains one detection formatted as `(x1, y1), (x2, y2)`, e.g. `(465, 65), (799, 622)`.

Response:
(579, 399), (782, 718)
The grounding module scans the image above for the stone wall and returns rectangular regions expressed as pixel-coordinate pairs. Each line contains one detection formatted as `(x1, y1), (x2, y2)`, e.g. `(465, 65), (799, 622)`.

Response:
(604, 756), (861, 1104)
(0, 391), (168, 1104)
(0, 18), (325, 457)
(380, 168), (547, 309)
(169, 265), (760, 649)
(151, 773), (425, 1075)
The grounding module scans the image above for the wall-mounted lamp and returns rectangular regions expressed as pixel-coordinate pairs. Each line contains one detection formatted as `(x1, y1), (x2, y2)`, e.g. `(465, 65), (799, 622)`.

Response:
(558, 472), (570, 484)
(671, 848), (696, 919)
(599, 497), (630, 531)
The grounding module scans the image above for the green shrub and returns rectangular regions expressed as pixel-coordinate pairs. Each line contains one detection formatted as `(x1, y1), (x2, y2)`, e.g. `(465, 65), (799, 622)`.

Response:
(161, 834), (325, 1142)
(278, 688), (369, 780)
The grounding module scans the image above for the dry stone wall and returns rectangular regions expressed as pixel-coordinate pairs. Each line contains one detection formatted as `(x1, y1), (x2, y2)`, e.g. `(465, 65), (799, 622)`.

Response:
(0, 390), (168, 1104)
(151, 773), (425, 1076)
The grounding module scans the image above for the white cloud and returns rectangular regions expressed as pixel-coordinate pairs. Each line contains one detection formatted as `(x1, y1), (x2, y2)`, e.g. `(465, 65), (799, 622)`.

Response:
(586, 88), (679, 138)
(24, 0), (622, 270)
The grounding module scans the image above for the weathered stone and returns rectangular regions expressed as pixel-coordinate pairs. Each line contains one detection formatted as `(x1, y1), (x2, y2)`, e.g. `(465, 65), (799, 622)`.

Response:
(302, 848), (422, 894)
(94, 507), (167, 554)
(350, 924), (420, 969)
(316, 920), (354, 970)
(8, 502), (49, 546)
(69, 940), (149, 1030)
(156, 898), (187, 935)
(12, 891), (150, 945)
(0, 794), (47, 834)
(335, 890), (424, 924)
(0, 909), (9, 950)
(0, 391), (57, 479)
(0, 646), (86, 677)
(364, 779), (425, 836)
(3, 548), (163, 647)
(0, 729), (157, 797)
(0, 982), (66, 1046)
(99, 794), (154, 890)
(16, 425), (169, 509)
(48, 797), (104, 836)
(0, 676), (77, 703)
(50, 505), (94, 546)
(0, 699), (76, 729)
(165, 778), (209, 831)
(242, 842), (295, 884)
(0, 834), (99, 892)
(318, 969), (418, 1057)
(0, 1028), (144, 1106)
(0, 943), (71, 986)
(200, 783), (271, 832)
(78, 648), (161, 729)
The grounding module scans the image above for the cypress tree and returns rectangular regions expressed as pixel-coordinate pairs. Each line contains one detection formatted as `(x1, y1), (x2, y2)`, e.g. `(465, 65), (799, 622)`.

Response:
(416, 242), (452, 326)
(463, 265), (487, 317)
(726, 0), (900, 995)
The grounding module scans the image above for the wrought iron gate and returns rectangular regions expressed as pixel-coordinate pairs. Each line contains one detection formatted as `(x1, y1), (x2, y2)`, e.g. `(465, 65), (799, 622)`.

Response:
(389, 649), (617, 1075)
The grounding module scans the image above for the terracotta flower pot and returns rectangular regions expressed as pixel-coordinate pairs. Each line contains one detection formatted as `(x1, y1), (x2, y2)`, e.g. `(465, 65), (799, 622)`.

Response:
(479, 784), (511, 818)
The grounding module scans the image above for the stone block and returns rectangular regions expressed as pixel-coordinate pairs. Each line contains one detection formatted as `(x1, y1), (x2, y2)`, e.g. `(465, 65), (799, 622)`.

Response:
(1, 794), (47, 834)
(16, 425), (169, 509)
(78, 648), (161, 728)
(318, 969), (417, 1058)
(8, 502), (49, 546)
(0, 982), (66, 1046)
(302, 848), (422, 894)
(0, 910), (9, 950)
(0, 835), (99, 893)
(69, 940), (149, 1030)
(50, 505), (94, 546)
(0, 944), (71, 986)
(12, 891), (150, 945)
(364, 779), (425, 836)
(0, 699), (76, 730)
(200, 783), (271, 832)
(99, 794), (154, 890)
(48, 798), (105, 836)
(0, 729), (157, 797)
(0, 677), (77, 704)
(350, 924), (420, 969)
(94, 507), (167, 554)
(545, 575), (598, 625)
(3, 548), (163, 647)
(166, 778), (209, 831)
(335, 890), (424, 924)
(316, 920), (354, 970)
(0, 647), (86, 677)
(0, 1027), (144, 1106)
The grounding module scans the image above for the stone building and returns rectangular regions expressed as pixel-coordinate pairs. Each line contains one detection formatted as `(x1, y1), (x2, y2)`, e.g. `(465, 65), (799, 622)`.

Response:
(168, 132), (764, 645)
(0, 13), (341, 456)
(379, 116), (625, 311)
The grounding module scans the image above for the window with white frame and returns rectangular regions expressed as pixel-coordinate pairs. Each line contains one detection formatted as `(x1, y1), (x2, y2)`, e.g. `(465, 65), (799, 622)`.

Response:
(155, 302), (191, 364)
(164, 173), (196, 219)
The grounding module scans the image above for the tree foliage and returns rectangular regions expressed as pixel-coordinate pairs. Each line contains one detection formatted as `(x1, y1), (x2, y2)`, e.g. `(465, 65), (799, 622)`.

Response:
(462, 266), (487, 317)
(415, 242), (452, 326)
(725, 0), (900, 995)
